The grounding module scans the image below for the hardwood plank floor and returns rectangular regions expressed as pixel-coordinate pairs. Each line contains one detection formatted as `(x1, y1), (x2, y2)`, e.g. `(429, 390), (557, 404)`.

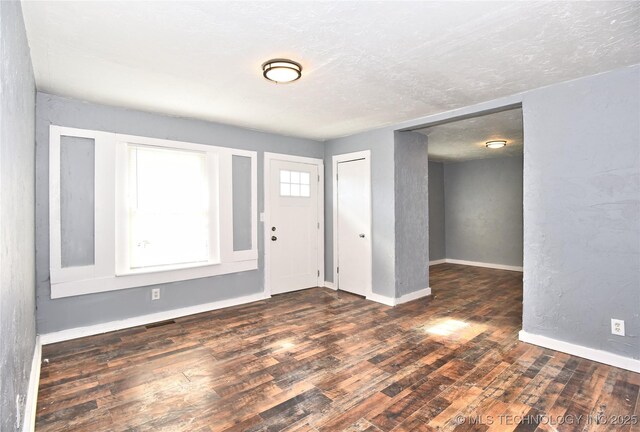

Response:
(36, 264), (639, 431)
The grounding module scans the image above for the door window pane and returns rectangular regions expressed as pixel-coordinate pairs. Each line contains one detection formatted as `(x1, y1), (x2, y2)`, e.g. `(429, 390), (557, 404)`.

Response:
(280, 169), (311, 197)
(300, 172), (310, 185)
(291, 183), (300, 197)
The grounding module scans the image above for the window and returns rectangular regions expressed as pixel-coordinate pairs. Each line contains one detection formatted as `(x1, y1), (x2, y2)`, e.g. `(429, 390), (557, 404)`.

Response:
(49, 126), (257, 299)
(127, 145), (209, 270)
(280, 169), (310, 197)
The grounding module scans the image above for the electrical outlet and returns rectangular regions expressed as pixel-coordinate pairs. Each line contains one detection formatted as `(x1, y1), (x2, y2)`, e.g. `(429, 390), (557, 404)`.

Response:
(611, 318), (625, 336)
(151, 288), (160, 301)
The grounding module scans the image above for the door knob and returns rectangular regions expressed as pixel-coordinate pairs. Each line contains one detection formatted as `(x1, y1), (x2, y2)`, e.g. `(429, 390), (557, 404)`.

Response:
(271, 236), (277, 241)
(359, 233), (365, 238)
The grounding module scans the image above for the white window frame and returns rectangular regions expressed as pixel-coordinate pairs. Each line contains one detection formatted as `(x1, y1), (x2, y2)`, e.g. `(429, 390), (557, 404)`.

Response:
(49, 126), (257, 299)
(115, 135), (222, 275)
(49, 126), (116, 285)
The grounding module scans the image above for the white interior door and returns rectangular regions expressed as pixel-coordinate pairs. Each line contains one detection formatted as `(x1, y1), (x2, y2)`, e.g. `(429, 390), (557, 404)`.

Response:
(269, 159), (320, 295)
(336, 157), (371, 297)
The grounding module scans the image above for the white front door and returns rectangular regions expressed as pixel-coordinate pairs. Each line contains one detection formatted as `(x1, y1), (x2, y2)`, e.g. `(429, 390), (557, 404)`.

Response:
(269, 159), (320, 295)
(336, 157), (371, 297)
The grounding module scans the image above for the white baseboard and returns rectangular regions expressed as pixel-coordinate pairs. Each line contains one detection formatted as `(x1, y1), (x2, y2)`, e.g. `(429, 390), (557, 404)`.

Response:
(367, 287), (432, 307)
(323, 281), (336, 290)
(397, 287), (432, 305)
(22, 336), (41, 432)
(445, 258), (523, 272)
(429, 259), (446, 266)
(519, 330), (640, 373)
(40, 292), (269, 345)
(366, 292), (396, 307)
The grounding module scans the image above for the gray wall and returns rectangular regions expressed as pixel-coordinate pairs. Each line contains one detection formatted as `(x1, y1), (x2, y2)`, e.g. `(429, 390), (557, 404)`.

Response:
(324, 129), (397, 298)
(232, 155), (252, 251)
(36, 92), (324, 333)
(0, 1), (37, 430)
(31, 57), (639, 368)
(324, 65), (638, 362)
(60, 136), (95, 267)
(428, 161), (445, 261)
(444, 156), (523, 267)
(324, 129), (430, 299)
(394, 132), (429, 296)
(522, 65), (639, 359)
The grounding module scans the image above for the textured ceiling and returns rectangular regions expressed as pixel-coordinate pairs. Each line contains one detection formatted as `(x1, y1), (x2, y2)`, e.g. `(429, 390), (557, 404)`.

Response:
(22, 1), (640, 140)
(418, 108), (523, 163)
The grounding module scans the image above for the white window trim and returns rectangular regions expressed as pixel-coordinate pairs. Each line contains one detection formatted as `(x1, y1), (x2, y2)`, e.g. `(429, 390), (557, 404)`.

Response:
(49, 126), (258, 299)
(114, 135), (223, 276)
(49, 126), (116, 285)
(263, 152), (324, 298)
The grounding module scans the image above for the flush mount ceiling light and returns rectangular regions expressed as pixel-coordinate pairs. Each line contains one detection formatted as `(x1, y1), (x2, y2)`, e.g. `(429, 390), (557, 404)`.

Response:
(486, 140), (507, 149)
(262, 59), (302, 84)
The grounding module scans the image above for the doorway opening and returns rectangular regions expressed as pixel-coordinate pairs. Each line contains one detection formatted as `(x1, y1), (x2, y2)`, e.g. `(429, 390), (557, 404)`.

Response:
(416, 107), (524, 329)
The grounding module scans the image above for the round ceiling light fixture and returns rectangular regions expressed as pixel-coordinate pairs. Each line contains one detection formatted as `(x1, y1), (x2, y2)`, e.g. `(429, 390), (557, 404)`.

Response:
(486, 140), (507, 149)
(262, 59), (302, 84)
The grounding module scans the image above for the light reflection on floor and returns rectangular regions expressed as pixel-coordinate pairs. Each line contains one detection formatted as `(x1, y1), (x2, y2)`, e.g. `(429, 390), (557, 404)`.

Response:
(424, 319), (470, 336)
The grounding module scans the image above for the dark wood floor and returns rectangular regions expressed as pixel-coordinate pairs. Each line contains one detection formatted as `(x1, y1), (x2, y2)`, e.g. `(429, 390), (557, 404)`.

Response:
(37, 264), (639, 431)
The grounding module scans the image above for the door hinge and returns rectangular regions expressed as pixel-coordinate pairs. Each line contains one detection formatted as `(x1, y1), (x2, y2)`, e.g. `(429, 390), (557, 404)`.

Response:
(318, 174), (320, 182)
(336, 173), (338, 181)
(317, 270), (320, 277)
(317, 222), (320, 229)
(337, 266), (339, 274)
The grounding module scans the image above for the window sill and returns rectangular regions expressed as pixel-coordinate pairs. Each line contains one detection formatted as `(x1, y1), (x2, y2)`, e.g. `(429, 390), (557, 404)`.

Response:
(116, 260), (221, 277)
(50, 259), (258, 299)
